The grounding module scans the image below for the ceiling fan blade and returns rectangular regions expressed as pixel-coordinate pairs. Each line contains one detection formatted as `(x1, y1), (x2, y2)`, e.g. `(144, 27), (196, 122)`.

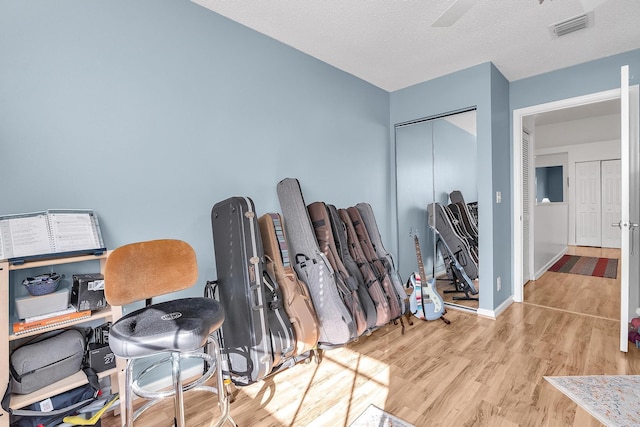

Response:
(432, 0), (475, 27)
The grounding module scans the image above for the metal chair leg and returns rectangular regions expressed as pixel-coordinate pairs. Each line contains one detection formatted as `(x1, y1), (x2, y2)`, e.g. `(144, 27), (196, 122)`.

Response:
(208, 338), (236, 427)
(171, 352), (186, 427)
(123, 345), (235, 426)
(125, 359), (135, 427)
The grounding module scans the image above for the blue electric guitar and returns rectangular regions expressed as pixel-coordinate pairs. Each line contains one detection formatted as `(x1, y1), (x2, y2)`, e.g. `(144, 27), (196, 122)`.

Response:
(409, 232), (448, 323)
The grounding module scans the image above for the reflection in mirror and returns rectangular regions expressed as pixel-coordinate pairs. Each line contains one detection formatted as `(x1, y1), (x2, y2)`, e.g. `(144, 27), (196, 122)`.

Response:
(534, 152), (568, 205)
(395, 109), (478, 311)
(536, 166), (563, 202)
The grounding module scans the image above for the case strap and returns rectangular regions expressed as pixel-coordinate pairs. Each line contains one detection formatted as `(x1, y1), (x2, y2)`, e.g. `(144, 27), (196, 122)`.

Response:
(1, 368), (98, 416)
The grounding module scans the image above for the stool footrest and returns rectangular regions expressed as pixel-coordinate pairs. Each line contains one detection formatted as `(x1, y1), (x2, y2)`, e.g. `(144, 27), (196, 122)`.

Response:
(132, 352), (216, 400)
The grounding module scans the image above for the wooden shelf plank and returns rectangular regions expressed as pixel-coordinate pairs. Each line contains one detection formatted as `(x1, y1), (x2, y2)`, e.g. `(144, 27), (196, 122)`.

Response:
(9, 252), (110, 271)
(9, 308), (115, 341)
(10, 368), (118, 409)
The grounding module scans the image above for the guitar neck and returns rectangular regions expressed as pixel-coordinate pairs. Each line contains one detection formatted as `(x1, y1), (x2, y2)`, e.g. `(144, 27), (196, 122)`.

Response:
(414, 236), (427, 281)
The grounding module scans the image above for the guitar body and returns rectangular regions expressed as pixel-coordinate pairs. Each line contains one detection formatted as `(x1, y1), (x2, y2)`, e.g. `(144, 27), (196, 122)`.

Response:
(409, 272), (445, 321)
(409, 232), (448, 322)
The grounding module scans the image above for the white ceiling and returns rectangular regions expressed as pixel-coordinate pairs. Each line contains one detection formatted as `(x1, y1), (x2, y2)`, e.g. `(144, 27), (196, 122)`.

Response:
(191, 0), (640, 92)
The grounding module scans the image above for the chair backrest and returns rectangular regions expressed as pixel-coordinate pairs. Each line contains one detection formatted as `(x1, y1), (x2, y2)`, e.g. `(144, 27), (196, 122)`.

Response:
(104, 239), (198, 306)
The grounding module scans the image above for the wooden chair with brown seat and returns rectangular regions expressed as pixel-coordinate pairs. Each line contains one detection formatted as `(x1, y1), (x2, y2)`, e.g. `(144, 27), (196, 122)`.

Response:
(104, 239), (235, 427)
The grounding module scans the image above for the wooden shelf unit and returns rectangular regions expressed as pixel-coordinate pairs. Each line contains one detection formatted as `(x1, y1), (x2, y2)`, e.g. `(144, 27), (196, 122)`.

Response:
(0, 252), (125, 427)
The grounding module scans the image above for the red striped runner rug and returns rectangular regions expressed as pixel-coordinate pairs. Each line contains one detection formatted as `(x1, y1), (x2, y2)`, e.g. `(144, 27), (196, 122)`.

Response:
(549, 255), (618, 279)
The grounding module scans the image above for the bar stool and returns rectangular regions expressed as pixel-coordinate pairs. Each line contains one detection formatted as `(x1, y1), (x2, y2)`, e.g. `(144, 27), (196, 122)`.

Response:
(104, 239), (235, 427)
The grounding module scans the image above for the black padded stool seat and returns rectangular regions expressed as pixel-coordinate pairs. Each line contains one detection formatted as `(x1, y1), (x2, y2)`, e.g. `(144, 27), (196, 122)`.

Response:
(110, 297), (224, 359)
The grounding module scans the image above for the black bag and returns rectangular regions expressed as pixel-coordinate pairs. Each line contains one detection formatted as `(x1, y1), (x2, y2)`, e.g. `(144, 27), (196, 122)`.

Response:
(2, 368), (99, 427)
(11, 383), (97, 427)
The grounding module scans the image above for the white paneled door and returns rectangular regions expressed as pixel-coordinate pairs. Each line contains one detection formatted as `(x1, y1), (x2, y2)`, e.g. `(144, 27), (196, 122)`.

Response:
(575, 159), (622, 249)
(618, 65), (638, 353)
(575, 160), (601, 246)
(602, 159), (622, 248)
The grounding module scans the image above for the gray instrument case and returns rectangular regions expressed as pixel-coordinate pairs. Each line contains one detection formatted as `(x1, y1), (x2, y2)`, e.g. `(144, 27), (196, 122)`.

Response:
(10, 329), (86, 395)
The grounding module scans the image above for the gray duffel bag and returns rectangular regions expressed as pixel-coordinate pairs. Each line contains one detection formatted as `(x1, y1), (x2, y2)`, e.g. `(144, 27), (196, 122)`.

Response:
(10, 329), (86, 395)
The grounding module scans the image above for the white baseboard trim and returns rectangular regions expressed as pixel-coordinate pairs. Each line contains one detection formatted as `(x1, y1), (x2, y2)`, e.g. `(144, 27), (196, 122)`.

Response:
(476, 308), (495, 319)
(534, 247), (568, 280)
(444, 302), (478, 314)
(476, 296), (514, 320)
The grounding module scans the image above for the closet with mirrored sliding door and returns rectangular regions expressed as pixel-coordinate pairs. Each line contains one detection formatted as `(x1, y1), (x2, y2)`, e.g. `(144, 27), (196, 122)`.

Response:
(395, 108), (479, 311)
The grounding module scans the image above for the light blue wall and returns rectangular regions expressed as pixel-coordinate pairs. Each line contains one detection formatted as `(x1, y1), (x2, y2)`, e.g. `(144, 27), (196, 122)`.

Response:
(390, 63), (512, 312)
(0, 0), (390, 292)
(433, 120), (477, 205)
(510, 49), (640, 109)
(395, 122), (435, 281)
(489, 64), (512, 309)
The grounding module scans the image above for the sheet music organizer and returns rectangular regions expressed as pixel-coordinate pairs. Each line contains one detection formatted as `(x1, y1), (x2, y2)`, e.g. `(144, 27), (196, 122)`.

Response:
(0, 209), (106, 265)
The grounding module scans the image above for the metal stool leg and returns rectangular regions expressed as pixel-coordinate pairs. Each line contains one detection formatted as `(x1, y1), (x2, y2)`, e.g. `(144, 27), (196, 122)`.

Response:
(123, 346), (235, 426)
(208, 338), (236, 427)
(171, 352), (186, 427)
(125, 359), (135, 427)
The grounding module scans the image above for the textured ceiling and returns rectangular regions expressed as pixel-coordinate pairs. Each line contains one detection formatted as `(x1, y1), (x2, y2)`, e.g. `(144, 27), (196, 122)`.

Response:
(191, 0), (640, 92)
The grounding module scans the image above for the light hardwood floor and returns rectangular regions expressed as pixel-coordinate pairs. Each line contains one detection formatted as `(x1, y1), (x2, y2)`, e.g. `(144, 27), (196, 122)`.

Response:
(103, 247), (638, 426)
(524, 246), (621, 320)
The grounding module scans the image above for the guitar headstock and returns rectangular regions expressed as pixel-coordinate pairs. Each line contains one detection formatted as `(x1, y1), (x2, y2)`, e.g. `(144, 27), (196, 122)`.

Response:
(410, 227), (421, 245)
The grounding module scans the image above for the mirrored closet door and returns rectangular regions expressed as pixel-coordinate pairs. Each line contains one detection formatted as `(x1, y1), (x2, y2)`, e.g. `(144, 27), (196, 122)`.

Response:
(395, 109), (479, 311)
